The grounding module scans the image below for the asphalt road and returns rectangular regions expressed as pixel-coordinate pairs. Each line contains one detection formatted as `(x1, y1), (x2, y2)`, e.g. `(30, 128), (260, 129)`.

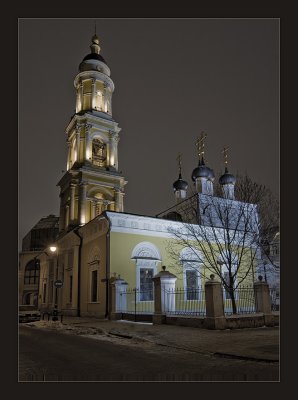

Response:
(19, 326), (279, 381)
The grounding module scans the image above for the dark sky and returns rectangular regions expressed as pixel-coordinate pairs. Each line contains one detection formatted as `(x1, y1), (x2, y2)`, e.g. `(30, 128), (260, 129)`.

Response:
(19, 18), (279, 246)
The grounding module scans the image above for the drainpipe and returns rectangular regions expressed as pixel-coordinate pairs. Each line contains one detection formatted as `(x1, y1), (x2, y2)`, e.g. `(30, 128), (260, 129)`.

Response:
(103, 212), (112, 319)
(73, 228), (83, 317)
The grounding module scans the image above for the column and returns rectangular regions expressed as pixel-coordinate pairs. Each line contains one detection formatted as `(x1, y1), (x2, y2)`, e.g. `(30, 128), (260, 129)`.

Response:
(204, 275), (226, 329)
(91, 200), (96, 219)
(70, 184), (76, 222)
(254, 276), (274, 326)
(66, 140), (71, 170)
(76, 84), (80, 113)
(75, 124), (81, 163)
(152, 266), (177, 324)
(109, 278), (128, 319)
(65, 205), (70, 229)
(91, 78), (96, 109)
(78, 182), (87, 225)
(85, 124), (92, 162)
(108, 131), (119, 170)
(80, 82), (84, 111)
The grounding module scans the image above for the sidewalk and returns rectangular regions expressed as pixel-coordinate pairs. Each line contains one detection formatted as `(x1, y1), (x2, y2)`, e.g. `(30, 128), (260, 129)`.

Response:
(50, 316), (279, 362)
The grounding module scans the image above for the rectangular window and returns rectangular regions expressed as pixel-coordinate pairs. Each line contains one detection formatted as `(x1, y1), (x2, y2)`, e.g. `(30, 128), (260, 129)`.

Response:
(186, 270), (199, 300)
(91, 270), (98, 302)
(69, 275), (73, 303)
(49, 280), (53, 303)
(140, 268), (153, 301)
(43, 283), (47, 303)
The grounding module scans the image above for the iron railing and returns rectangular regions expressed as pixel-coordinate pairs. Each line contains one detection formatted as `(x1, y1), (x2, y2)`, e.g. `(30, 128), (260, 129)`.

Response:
(165, 287), (206, 316)
(270, 287), (280, 311)
(224, 286), (256, 316)
(120, 287), (154, 315)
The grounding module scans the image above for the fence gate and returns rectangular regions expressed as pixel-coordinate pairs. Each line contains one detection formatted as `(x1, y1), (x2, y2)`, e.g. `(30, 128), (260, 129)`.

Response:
(120, 287), (154, 322)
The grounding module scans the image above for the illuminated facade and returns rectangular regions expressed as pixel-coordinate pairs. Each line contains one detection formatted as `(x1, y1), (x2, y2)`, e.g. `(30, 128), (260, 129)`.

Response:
(57, 34), (126, 232)
(19, 35), (263, 318)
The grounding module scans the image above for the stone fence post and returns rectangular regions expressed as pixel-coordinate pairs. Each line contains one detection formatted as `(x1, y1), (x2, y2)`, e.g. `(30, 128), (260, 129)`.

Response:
(152, 266), (177, 324)
(254, 276), (274, 326)
(204, 275), (226, 330)
(110, 277), (128, 320)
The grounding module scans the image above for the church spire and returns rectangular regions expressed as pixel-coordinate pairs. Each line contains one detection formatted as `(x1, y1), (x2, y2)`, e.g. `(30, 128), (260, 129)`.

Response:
(90, 33), (101, 54)
(219, 146), (236, 200)
(192, 132), (215, 195)
(173, 153), (188, 202)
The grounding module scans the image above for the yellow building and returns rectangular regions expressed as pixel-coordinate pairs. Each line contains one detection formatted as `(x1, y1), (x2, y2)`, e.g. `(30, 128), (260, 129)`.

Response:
(19, 34), (260, 319)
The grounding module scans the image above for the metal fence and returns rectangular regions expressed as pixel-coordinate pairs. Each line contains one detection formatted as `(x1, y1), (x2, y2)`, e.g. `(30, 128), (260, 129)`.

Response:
(224, 286), (256, 316)
(270, 288), (280, 311)
(118, 285), (278, 320)
(165, 287), (206, 316)
(120, 287), (154, 315)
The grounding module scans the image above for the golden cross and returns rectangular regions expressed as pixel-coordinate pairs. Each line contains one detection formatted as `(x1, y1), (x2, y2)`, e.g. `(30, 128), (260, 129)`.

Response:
(195, 131), (207, 159)
(176, 153), (182, 174)
(222, 146), (229, 167)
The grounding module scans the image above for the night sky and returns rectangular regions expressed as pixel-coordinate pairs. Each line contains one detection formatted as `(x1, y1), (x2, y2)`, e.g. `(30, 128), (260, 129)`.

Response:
(19, 18), (279, 247)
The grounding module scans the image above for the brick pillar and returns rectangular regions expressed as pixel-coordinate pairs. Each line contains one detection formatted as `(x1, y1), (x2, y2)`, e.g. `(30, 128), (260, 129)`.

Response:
(204, 275), (226, 330)
(110, 278), (128, 320)
(254, 276), (274, 326)
(152, 266), (177, 325)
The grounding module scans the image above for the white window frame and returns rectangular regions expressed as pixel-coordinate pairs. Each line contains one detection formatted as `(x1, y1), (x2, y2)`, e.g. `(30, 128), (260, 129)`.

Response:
(131, 242), (161, 302)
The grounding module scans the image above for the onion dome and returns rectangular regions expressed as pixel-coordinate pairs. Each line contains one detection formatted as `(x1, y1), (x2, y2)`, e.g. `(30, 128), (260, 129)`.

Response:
(173, 173), (188, 192)
(219, 167), (236, 185)
(191, 159), (215, 182)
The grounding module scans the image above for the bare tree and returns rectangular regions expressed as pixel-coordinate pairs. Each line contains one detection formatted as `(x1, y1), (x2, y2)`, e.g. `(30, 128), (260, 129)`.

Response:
(158, 172), (279, 313)
(234, 173), (279, 269)
(164, 192), (260, 314)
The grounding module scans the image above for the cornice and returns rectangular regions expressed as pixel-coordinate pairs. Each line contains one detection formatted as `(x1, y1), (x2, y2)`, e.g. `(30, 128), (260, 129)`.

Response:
(66, 113), (121, 135)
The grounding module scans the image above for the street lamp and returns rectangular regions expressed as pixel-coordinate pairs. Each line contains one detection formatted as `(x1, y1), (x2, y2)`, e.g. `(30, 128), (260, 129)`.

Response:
(50, 245), (60, 321)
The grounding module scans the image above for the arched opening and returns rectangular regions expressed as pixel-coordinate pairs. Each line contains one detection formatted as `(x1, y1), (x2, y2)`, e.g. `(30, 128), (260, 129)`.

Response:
(23, 292), (32, 305)
(24, 259), (40, 285)
(92, 138), (106, 167)
(131, 242), (161, 301)
(180, 247), (203, 300)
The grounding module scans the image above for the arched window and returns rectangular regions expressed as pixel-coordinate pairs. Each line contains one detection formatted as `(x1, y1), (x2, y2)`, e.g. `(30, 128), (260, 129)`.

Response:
(131, 242), (161, 301)
(88, 247), (100, 303)
(180, 248), (203, 300)
(218, 254), (238, 300)
(24, 259), (40, 285)
(92, 138), (106, 167)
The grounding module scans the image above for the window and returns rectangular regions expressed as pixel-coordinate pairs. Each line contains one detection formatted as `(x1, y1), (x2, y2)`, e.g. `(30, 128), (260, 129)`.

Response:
(43, 283), (47, 303)
(24, 259), (40, 285)
(186, 269), (199, 300)
(49, 280), (53, 303)
(91, 270), (98, 302)
(140, 268), (154, 301)
(223, 271), (232, 299)
(131, 242), (161, 302)
(180, 248), (203, 300)
(24, 292), (31, 305)
(69, 275), (73, 303)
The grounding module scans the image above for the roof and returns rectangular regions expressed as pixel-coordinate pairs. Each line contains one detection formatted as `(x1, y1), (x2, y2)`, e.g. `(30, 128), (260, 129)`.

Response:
(31, 215), (59, 230)
(82, 53), (107, 64)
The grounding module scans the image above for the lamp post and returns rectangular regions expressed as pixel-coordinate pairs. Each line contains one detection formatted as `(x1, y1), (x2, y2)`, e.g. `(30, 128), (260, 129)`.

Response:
(50, 246), (60, 321)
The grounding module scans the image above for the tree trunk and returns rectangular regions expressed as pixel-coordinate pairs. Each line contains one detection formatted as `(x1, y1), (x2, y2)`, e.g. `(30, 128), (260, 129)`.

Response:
(230, 287), (237, 314)
(229, 275), (237, 314)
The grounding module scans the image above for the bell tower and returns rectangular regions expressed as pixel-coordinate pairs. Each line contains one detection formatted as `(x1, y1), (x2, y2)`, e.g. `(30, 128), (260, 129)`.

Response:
(57, 34), (127, 232)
